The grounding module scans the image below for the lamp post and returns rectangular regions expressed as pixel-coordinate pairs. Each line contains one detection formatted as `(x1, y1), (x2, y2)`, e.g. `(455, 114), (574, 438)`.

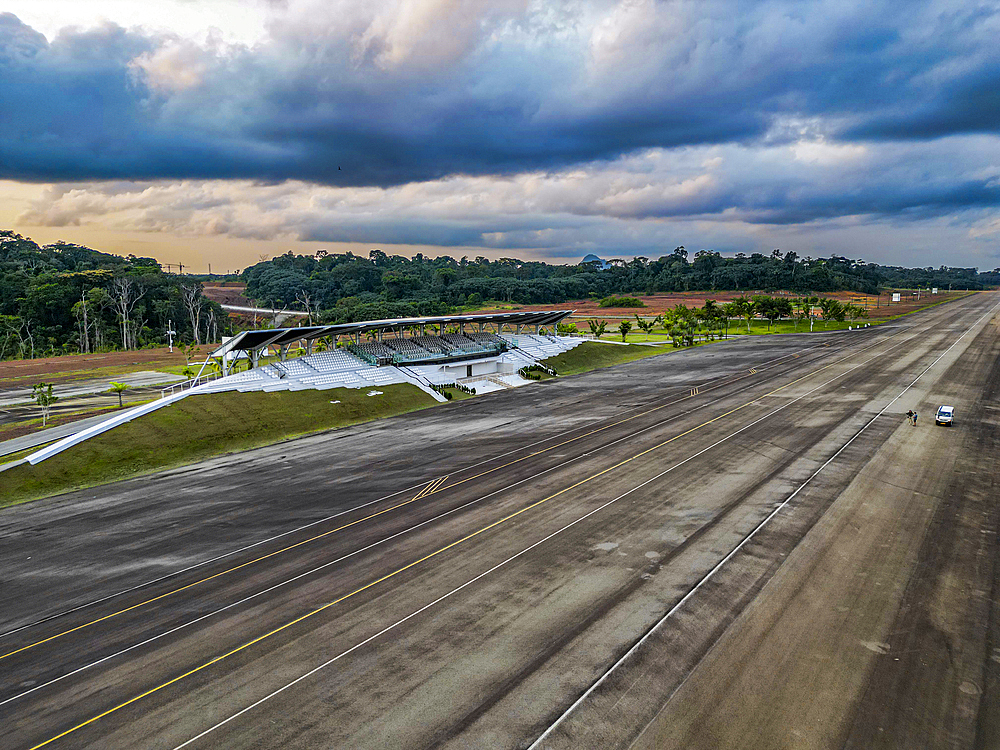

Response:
(165, 321), (177, 352)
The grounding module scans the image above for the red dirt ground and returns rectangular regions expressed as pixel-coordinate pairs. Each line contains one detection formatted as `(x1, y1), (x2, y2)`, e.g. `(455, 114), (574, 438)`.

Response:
(0, 346), (216, 389)
(203, 283), (251, 307)
(475, 290), (968, 320)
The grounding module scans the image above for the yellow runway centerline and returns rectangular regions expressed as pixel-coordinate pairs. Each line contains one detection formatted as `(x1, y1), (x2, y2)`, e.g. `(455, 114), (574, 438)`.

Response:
(2, 345), (818, 664)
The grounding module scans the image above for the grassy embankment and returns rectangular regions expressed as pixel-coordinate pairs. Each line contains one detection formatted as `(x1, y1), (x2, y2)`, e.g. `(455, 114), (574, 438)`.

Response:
(541, 340), (671, 376)
(0, 384), (436, 507)
(0, 398), (156, 442)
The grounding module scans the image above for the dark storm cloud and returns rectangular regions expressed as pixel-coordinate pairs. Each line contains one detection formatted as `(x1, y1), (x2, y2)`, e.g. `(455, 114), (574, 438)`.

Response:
(2, 1), (1000, 223)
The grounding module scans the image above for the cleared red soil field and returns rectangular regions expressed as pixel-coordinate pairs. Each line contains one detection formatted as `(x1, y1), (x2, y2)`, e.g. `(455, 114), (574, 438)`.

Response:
(476, 290), (969, 319)
(203, 283), (251, 307)
(0, 346), (216, 389)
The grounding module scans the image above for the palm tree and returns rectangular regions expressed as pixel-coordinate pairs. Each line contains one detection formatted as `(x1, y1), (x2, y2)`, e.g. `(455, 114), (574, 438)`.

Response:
(700, 300), (721, 340)
(618, 320), (632, 341)
(791, 298), (807, 331)
(722, 301), (739, 338)
(634, 315), (655, 340)
(806, 296), (820, 331)
(732, 296), (756, 333)
(588, 319), (608, 339)
(108, 381), (129, 408)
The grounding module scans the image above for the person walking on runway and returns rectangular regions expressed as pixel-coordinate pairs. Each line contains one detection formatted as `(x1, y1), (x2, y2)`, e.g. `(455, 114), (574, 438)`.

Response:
(906, 410), (914, 425)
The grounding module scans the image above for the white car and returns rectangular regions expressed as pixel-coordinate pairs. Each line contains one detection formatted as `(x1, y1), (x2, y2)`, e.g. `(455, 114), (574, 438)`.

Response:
(935, 405), (954, 426)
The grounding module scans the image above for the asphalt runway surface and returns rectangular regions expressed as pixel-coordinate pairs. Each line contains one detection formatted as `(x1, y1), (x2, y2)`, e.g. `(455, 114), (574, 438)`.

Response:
(3, 292), (999, 749)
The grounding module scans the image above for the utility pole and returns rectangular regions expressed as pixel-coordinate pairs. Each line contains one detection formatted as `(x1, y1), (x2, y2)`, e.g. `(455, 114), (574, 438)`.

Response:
(165, 320), (177, 352)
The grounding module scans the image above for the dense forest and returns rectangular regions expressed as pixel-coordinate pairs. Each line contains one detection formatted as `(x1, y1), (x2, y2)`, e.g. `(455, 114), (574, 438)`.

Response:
(243, 246), (1000, 324)
(2, 229), (998, 360)
(0, 231), (227, 360)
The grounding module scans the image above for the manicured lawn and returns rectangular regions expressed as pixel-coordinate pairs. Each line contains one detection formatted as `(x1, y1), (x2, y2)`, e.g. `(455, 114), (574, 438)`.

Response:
(446, 387), (477, 401)
(0, 384), (437, 507)
(541, 341), (671, 376)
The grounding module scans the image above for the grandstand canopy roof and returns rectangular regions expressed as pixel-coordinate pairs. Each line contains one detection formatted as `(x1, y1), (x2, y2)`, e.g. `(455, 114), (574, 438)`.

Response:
(209, 310), (574, 359)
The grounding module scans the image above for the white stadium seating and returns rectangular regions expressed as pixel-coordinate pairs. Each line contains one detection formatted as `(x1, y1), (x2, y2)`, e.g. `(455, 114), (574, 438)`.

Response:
(183, 334), (582, 399)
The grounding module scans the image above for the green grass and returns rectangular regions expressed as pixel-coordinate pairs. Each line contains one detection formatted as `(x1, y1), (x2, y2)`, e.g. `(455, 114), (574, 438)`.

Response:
(0, 443), (55, 467)
(0, 398), (156, 441)
(541, 340), (671, 376)
(590, 292), (978, 343)
(0, 384), (437, 507)
(442, 387), (476, 401)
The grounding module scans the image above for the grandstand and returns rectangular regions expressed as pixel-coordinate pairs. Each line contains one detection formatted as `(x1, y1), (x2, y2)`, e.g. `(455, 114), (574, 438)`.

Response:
(24, 311), (583, 465)
(186, 310), (582, 399)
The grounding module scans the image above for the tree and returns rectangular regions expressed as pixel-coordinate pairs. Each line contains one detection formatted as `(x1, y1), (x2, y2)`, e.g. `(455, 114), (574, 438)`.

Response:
(31, 382), (57, 426)
(183, 343), (199, 367)
(204, 305), (219, 344)
(618, 320), (632, 341)
(791, 297), (808, 331)
(699, 300), (724, 339)
(818, 298), (844, 328)
(830, 300), (847, 323)
(755, 296), (791, 330)
(180, 283), (204, 345)
(72, 291), (92, 353)
(588, 319), (608, 339)
(295, 288), (316, 325)
(731, 296), (756, 333)
(634, 315), (655, 340)
(845, 303), (868, 324)
(0, 314), (35, 359)
(108, 381), (129, 408)
(722, 302), (738, 339)
(110, 277), (144, 350)
(806, 296), (820, 331)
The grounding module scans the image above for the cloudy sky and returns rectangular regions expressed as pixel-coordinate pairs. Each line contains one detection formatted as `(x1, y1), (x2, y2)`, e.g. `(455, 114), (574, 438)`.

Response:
(2, 0), (999, 272)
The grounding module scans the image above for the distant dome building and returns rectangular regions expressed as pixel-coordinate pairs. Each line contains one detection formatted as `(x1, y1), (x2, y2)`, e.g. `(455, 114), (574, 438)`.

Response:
(581, 253), (608, 269)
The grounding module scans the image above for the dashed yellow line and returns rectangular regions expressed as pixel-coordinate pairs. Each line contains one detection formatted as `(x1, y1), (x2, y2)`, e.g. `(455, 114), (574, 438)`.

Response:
(1, 343), (837, 665)
(26, 348), (861, 750)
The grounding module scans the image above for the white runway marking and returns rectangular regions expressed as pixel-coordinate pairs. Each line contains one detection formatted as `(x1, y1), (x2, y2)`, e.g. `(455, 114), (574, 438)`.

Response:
(167, 305), (975, 750)
(534, 297), (1000, 750)
(0, 335), (847, 641)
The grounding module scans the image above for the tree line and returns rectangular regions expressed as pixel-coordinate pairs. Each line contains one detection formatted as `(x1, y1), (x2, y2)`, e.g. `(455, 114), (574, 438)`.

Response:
(0, 231), (227, 360)
(2, 229), (994, 360)
(243, 246), (999, 324)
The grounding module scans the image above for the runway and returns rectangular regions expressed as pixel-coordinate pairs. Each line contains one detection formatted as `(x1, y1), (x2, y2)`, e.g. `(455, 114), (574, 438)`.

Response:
(3, 292), (999, 749)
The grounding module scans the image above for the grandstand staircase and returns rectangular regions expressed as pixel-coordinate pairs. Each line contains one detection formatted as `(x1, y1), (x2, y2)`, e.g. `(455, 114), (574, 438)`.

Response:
(485, 374), (515, 390)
